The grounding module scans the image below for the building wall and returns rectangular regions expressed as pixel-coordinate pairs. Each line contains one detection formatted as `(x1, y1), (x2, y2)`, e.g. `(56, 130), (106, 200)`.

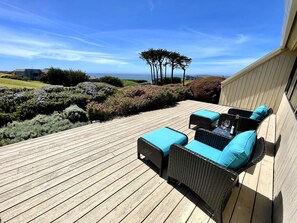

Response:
(219, 49), (297, 112)
(274, 94), (297, 222)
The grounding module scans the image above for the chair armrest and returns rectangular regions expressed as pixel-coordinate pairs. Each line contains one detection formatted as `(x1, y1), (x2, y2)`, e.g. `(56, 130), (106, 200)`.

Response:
(194, 128), (231, 150)
(168, 144), (238, 220)
(228, 108), (253, 118)
(219, 113), (260, 132)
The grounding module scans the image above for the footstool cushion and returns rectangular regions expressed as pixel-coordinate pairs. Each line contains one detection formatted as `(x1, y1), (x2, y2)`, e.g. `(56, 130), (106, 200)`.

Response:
(189, 109), (220, 130)
(137, 127), (188, 176)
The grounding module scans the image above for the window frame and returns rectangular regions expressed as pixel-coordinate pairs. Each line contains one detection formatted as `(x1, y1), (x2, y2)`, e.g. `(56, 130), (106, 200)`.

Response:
(285, 57), (297, 115)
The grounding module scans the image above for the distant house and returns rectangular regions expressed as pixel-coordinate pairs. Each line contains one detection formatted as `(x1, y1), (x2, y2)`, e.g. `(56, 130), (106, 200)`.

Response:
(14, 69), (43, 80)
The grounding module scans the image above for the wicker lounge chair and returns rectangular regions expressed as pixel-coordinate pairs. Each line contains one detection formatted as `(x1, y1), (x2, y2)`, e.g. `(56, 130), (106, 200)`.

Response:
(167, 129), (265, 223)
(223, 106), (273, 132)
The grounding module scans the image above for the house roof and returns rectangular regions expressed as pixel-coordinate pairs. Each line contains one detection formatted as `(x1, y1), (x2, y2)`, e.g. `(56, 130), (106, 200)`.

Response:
(281, 0), (297, 49)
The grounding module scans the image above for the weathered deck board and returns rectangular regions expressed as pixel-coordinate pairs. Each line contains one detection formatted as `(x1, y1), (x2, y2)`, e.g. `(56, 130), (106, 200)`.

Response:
(0, 100), (274, 223)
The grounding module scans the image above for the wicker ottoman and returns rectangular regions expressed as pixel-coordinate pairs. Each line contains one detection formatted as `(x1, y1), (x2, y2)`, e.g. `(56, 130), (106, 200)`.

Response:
(189, 109), (220, 130)
(137, 127), (188, 176)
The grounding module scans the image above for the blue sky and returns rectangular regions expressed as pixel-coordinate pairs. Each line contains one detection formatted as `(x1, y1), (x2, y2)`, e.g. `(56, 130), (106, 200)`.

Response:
(0, 0), (284, 76)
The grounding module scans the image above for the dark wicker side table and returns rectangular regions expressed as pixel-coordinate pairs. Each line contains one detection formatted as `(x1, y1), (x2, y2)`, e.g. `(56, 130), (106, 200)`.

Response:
(212, 127), (234, 139)
(137, 127), (188, 176)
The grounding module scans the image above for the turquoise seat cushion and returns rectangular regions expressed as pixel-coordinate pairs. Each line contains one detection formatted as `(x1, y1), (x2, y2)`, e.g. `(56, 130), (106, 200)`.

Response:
(192, 109), (220, 122)
(141, 127), (187, 156)
(185, 140), (221, 163)
(250, 105), (268, 121)
(217, 130), (256, 170)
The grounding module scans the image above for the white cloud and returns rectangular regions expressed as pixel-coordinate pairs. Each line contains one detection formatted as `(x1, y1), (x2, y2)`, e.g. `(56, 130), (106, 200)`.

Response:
(0, 28), (128, 65)
(41, 31), (103, 47)
(193, 58), (258, 66)
(148, 0), (154, 11)
(235, 34), (249, 44)
(0, 1), (54, 26)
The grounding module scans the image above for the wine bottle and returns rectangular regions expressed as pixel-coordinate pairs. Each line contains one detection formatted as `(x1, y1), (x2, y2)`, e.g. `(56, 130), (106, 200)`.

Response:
(230, 115), (240, 135)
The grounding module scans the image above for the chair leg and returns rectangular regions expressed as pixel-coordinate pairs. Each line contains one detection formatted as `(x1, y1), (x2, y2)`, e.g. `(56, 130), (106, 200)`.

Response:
(167, 176), (170, 183)
(159, 162), (163, 176)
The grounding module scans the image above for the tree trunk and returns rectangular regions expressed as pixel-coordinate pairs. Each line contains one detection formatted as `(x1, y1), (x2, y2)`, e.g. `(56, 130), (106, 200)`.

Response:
(182, 69), (186, 86)
(171, 65), (174, 84)
(155, 64), (159, 84)
(159, 63), (163, 85)
(149, 64), (154, 84)
(152, 65), (156, 85)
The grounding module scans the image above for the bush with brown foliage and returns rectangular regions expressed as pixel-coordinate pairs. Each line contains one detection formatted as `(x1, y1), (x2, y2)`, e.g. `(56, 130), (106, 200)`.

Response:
(186, 76), (225, 104)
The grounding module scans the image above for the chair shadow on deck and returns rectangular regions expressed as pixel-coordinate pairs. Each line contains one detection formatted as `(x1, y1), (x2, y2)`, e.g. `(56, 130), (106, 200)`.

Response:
(138, 137), (274, 222)
(223, 183), (273, 222)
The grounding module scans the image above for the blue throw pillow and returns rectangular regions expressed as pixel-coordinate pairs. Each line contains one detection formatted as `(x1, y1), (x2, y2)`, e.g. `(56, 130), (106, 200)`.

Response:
(217, 130), (256, 170)
(250, 105), (268, 121)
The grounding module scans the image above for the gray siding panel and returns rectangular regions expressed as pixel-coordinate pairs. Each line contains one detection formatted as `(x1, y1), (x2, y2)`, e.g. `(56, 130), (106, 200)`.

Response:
(219, 50), (297, 112)
(274, 94), (297, 223)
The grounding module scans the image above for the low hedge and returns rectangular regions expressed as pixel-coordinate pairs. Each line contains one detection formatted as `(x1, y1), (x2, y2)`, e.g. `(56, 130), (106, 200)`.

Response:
(87, 85), (192, 121)
(94, 76), (124, 87)
(0, 106), (89, 146)
(0, 82), (116, 126)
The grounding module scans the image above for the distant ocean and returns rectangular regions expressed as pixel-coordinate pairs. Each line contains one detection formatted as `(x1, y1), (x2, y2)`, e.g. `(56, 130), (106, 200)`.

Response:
(88, 73), (152, 81)
(88, 73), (186, 81)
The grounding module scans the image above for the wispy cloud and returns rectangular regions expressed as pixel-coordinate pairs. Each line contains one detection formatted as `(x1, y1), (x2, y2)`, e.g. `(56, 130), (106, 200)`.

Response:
(0, 28), (128, 65)
(148, 0), (155, 11)
(0, 1), (54, 26)
(40, 31), (104, 47)
(188, 57), (259, 75)
(235, 34), (249, 44)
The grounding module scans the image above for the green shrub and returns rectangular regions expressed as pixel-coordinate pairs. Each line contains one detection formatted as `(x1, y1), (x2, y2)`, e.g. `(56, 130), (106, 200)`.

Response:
(0, 113), (12, 126)
(0, 82), (116, 125)
(76, 82), (117, 101)
(40, 67), (89, 86)
(87, 85), (192, 122)
(0, 74), (29, 81)
(187, 76), (225, 104)
(161, 77), (182, 85)
(0, 112), (88, 146)
(96, 76), (124, 87)
(86, 102), (113, 121)
(63, 105), (88, 122)
(123, 79), (148, 83)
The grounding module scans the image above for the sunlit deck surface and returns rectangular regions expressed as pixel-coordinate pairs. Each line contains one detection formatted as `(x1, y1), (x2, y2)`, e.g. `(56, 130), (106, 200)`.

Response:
(0, 100), (275, 223)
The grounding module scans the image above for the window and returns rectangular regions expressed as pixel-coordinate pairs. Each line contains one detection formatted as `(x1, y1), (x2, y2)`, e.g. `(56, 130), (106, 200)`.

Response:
(285, 58), (297, 114)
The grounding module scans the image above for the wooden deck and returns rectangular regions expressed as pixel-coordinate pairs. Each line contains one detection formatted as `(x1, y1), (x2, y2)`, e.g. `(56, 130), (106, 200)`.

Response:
(0, 100), (275, 223)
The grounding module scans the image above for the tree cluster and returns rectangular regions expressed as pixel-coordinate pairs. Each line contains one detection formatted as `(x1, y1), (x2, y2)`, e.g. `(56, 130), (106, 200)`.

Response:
(139, 49), (192, 86)
(40, 67), (89, 86)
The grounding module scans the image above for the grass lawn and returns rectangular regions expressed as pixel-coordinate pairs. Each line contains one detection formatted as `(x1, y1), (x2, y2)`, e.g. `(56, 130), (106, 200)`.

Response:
(122, 79), (151, 87)
(0, 78), (49, 88)
(122, 79), (141, 87)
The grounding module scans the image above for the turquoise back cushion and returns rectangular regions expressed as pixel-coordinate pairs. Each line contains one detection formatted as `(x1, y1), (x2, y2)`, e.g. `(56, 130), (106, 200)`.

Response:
(192, 109), (220, 122)
(217, 130), (256, 170)
(141, 127), (187, 156)
(185, 140), (222, 163)
(250, 105), (268, 121)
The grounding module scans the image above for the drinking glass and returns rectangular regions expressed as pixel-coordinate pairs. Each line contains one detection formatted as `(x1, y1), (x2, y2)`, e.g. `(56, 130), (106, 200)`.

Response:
(221, 120), (226, 130)
(224, 119), (231, 129)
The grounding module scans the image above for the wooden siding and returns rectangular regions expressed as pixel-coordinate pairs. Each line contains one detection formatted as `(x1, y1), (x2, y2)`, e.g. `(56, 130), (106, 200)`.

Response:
(287, 18), (297, 50)
(0, 100), (275, 223)
(219, 49), (297, 112)
(274, 94), (297, 223)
